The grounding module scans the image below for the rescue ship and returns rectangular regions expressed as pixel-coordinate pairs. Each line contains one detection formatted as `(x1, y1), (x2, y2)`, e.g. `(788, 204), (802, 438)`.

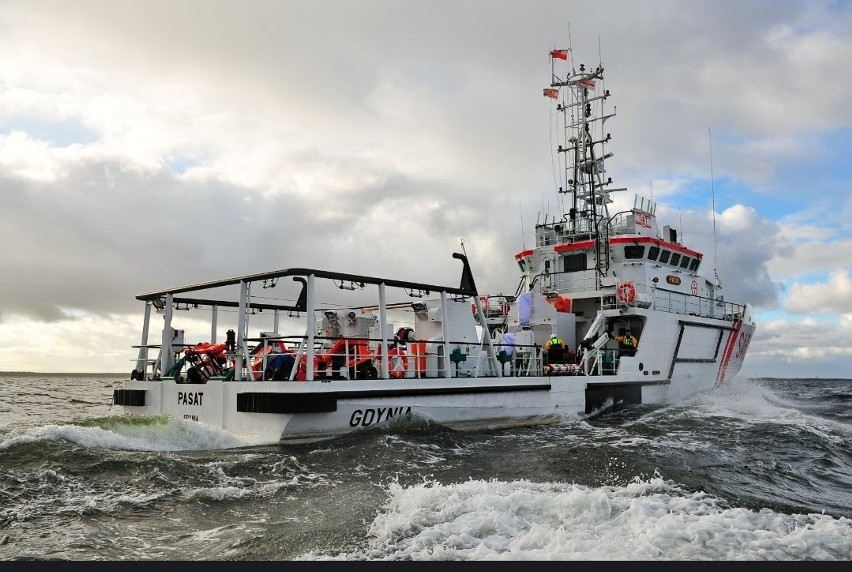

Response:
(112, 48), (756, 444)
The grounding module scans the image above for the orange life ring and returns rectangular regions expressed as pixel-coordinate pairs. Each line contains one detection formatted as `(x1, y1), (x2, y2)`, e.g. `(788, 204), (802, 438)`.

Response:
(471, 295), (490, 315)
(616, 282), (636, 304)
(387, 347), (409, 379)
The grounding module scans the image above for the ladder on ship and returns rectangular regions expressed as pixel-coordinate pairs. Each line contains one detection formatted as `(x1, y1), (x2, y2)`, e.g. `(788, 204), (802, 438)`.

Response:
(594, 217), (610, 286)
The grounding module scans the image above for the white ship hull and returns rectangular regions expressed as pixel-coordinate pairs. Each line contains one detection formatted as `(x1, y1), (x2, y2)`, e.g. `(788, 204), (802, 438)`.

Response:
(114, 308), (754, 444)
(112, 46), (757, 445)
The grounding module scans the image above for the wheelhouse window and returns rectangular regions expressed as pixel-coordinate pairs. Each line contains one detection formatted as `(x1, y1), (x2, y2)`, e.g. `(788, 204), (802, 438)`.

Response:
(647, 245), (660, 261)
(563, 253), (587, 272)
(689, 258), (700, 271)
(624, 245), (645, 259)
(659, 250), (671, 264)
(679, 256), (691, 269)
(670, 253), (682, 267)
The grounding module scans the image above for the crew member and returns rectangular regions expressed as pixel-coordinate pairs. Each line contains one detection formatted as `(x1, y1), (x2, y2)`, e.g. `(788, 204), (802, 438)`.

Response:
(544, 335), (564, 350)
(615, 328), (638, 356)
(544, 335), (568, 363)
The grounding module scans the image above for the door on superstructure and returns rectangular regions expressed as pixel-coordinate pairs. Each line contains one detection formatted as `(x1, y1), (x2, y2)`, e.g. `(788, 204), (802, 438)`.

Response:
(541, 256), (556, 291)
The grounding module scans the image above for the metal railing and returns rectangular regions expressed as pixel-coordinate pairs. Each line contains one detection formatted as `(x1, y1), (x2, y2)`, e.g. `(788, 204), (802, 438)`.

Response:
(136, 334), (588, 382)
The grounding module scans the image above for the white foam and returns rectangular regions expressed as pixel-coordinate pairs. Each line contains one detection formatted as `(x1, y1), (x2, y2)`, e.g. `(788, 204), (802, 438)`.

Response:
(0, 417), (250, 452)
(673, 377), (852, 443)
(301, 476), (852, 560)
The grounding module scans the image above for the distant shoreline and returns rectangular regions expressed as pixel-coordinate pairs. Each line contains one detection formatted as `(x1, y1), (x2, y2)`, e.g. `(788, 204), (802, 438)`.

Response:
(747, 376), (852, 382)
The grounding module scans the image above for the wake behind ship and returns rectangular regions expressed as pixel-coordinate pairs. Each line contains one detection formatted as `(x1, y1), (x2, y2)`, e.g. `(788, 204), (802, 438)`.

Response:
(112, 47), (756, 444)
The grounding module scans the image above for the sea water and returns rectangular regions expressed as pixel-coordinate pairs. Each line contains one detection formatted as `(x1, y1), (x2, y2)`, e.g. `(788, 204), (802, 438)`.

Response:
(0, 373), (850, 560)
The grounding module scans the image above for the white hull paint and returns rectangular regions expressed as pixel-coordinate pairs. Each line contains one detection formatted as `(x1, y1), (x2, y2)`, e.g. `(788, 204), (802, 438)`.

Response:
(115, 314), (754, 444)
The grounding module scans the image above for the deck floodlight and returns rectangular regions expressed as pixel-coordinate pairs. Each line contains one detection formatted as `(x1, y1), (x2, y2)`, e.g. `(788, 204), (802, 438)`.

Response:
(324, 311), (339, 325)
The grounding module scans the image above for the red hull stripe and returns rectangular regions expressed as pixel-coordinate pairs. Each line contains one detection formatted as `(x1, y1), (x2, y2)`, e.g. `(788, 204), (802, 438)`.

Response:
(716, 320), (743, 386)
(609, 236), (703, 259)
(554, 240), (595, 253)
(521, 237), (702, 258)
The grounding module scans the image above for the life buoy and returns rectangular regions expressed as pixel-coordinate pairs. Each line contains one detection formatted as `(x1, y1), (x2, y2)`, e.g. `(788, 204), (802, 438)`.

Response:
(616, 282), (637, 304)
(471, 295), (490, 315)
(387, 347), (409, 379)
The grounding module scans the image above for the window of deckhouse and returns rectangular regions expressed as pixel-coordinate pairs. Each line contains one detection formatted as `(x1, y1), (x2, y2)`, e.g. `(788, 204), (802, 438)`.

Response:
(659, 250), (671, 264)
(647, 245), (660, 261)
(624, 245), (645, 259)
(563, 253), (587, 273)
(679, 256), (691, 269)
(689, 258), (700, 272)
(670, 253), (682, 267)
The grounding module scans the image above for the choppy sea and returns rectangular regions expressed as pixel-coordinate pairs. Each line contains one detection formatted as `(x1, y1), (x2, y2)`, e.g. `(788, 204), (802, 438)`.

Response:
(0, 373), (850, 562)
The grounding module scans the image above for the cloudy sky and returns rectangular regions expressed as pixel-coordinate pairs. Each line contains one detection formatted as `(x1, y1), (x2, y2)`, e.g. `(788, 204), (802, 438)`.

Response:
(1, 0), (850, 377)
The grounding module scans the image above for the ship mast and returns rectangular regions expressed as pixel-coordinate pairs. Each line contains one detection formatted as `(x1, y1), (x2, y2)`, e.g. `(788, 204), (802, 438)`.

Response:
(549, 54), (623, 286)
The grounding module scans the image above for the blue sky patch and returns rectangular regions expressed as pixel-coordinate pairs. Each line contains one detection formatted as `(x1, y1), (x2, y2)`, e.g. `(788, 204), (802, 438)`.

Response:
(0, 116), (99, 147)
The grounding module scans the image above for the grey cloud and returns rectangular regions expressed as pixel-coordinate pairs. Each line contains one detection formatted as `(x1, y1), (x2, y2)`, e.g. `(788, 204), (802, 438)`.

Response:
(2, 0), (845, 329)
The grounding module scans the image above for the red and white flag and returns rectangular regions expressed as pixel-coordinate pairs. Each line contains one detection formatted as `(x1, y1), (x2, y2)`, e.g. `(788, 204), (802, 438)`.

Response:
(543, 88), (559, 99)
(578, 79), (596, 90)
(550, 49), (570, 60)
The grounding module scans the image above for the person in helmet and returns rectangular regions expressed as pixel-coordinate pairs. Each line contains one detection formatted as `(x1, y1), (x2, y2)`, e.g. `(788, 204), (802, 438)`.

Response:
(544, 335), (565, 350)
(544, 335), (569, 363)
(615, 328), (638, 356)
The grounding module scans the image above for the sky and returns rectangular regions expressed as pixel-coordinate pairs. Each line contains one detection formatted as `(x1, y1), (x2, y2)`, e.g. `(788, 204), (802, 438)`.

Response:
(1, 0), (851, 378)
